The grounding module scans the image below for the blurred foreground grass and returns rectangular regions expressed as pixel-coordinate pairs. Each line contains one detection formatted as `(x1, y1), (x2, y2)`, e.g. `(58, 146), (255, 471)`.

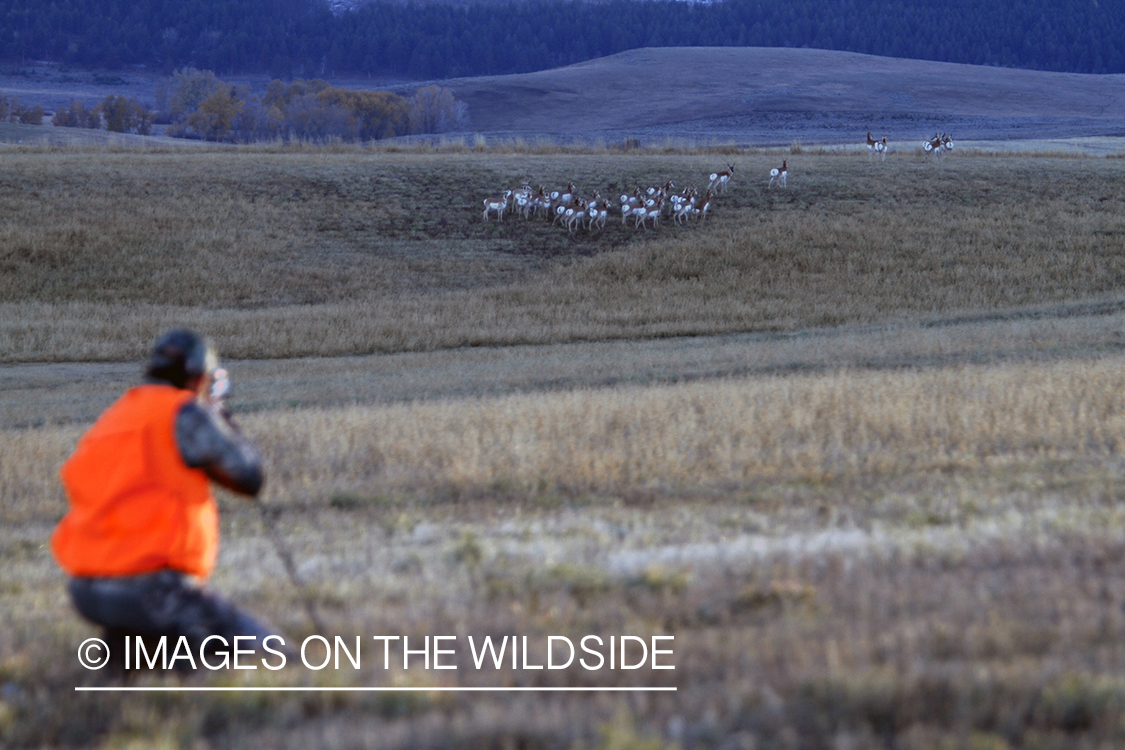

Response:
(5, 356), (1125, 748)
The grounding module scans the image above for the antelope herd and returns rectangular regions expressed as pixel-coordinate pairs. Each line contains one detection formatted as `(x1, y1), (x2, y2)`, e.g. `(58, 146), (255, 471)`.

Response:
(480, 133), (957, 229)
(480, 159), (804, 231)
(481, 167), (744, 232)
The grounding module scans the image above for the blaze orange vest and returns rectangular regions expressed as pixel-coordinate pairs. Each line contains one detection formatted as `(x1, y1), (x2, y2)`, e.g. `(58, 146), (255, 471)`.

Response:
(51, 384), (219, 579)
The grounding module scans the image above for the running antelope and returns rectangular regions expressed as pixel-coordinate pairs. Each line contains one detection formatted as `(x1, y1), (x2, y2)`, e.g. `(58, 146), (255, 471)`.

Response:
(556, 182), (577, 207)
(587, 199), (609, 231)
(709, 164), (735, 193)
(575, 192), (605, 232)
(674, 196), (694, 225)
(768, 160), (787, 189)
(637, 197), (664, 230)
(564, 199), (589, 234)
(621, 188), (645, 225)
(619, 187), (643, 206)
(670, 185), (696, 222)
(698, 189), (714, 222)
(624, 195), (653, 227)
(553, 202), (577, 226)
(646, 180), (675, 199)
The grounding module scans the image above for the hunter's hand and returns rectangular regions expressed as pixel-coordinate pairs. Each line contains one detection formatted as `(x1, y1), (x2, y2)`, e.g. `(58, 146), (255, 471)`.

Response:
(208, 368), (234, 422)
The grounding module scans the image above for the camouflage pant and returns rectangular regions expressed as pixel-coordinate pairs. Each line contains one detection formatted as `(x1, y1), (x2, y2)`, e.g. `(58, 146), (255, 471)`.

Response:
(69, 569), (273, 672)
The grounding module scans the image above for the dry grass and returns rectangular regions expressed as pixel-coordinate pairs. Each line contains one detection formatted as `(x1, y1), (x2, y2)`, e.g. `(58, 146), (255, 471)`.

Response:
(8, 355), (1125, 519)
(6, 357), (1125, 747)
(5, 147), (1125, 748)
(7, 299), (1125, 431)
(2, 150), (1124, 362)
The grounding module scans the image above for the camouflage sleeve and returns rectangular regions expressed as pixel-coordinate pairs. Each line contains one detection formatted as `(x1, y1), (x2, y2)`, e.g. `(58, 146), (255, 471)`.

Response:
(174, 401), (264, 497)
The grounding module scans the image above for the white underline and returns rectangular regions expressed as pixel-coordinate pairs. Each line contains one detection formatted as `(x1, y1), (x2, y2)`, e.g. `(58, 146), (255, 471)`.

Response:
(76, 686), (676, 692)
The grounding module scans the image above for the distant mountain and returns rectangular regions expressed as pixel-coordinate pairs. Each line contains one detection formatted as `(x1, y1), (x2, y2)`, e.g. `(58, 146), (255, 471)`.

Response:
(1, 0), (1122, 78)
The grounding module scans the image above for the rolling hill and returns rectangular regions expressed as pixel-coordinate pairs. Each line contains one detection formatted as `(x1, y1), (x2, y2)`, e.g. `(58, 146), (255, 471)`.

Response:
(2, 47), (1125, 147)
(438, 47), (1125, 145)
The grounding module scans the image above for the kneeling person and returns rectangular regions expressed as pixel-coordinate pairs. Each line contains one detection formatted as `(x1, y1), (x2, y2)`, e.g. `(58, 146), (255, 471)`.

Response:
(52, 329), (271, 671)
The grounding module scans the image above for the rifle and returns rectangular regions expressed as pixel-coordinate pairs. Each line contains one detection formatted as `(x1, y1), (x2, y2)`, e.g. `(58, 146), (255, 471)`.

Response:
(212, 368), (328, 635)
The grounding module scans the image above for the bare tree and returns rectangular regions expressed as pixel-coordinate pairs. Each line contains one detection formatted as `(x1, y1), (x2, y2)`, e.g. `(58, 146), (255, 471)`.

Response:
(408, 86), (467, 134)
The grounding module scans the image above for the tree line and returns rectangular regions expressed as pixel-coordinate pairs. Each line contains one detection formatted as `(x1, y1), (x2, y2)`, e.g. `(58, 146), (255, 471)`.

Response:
(1, 0), (1123, 77)
(42, 68), (466, 141)
(0, 93), (46, 125)
(158, 68), (466, 141)
(50, 95), (154, 133)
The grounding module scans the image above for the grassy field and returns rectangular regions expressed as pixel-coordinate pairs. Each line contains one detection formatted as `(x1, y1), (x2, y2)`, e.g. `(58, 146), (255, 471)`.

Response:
(2, 145), (1124, 362)
(3, 146), (1125, 749)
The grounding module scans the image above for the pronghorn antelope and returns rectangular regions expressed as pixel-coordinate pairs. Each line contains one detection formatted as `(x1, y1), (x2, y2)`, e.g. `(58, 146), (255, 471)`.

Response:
(532, 187), (552, 219)
(674, 197), (694, 225)
(646, 179), (674, 199)
(625, 202), (647, 227)
(874, 136), (888, 161)
(625, 193), (662, 228)
(866, 131), (879, 159)
(482, 190), (512, 221)
(619, 188), (642, 218)
(574, 193), (604, 232)
(619, 187), (643, 206)
(620, 188), (644, 225)
(643, 187), (668, 218)
(669, 184), (696, 222)
(697, 189), (714, 222)
(587, 202), (609, 231)
(563, 199), (589, 233)
(553, 203), (572, 226)
(557, 182), (577, 206)
(636, 197), (664, 230)
(768, 160), (787, 189)
(708, 163), (735, 193)
(924, 133), (954, 158)
(923, 133), (945, 158)
(511, 183), (535, 219)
